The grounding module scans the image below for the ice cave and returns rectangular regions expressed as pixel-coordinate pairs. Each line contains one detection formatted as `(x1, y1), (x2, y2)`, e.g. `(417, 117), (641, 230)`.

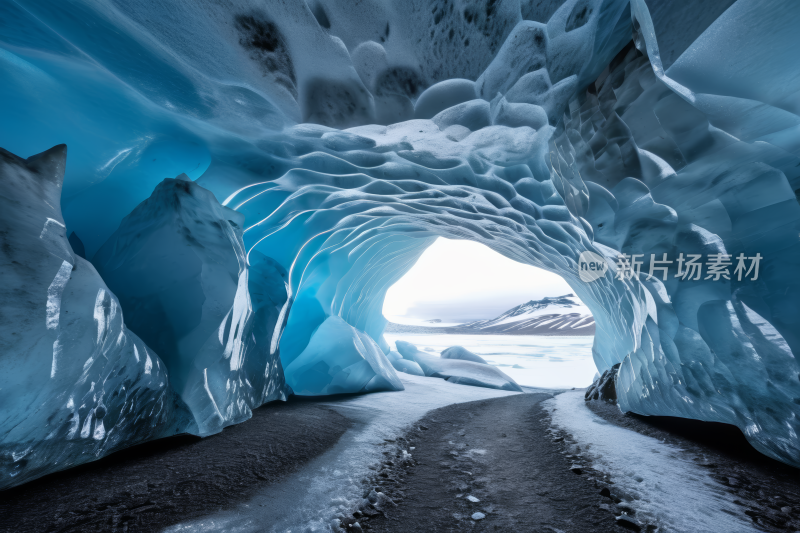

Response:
(2, 0), (800, 520)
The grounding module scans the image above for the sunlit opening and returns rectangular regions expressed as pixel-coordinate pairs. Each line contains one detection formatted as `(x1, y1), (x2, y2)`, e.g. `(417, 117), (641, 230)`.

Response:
(382, 238), (597, 389)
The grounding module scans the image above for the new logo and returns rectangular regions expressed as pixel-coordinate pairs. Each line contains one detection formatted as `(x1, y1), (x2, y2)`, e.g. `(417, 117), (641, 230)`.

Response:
(578, 251), (608, 282)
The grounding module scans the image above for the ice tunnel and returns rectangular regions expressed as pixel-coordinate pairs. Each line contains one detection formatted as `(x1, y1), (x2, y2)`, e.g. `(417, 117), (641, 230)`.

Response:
(2, 0), (800, 488)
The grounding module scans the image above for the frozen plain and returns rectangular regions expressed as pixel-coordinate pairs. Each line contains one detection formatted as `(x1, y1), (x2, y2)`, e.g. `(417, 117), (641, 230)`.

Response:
(384, 333), (597, 389)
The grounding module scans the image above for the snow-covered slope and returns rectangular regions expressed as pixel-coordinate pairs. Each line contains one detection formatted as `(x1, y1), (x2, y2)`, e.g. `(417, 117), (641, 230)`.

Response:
(458, 295), (594, 336)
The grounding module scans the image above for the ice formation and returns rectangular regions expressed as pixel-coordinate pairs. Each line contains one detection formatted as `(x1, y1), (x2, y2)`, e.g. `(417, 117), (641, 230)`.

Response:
(441, 346), (488, 364)
(396, 341), (522, 391)
(0, 147), (182, 489)
(387, 350), (426, 377)
(284, 316), (403, 395)
(92, 175), (287, 435)
(2, 0), (800, 486)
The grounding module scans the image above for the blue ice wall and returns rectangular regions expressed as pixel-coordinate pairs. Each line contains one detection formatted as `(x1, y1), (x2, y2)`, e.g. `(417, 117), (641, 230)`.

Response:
(3, 0), (800, 486)
(0, 146), (186, 489)
(92, 175), (290, 436)
(571, 0), (800, 466)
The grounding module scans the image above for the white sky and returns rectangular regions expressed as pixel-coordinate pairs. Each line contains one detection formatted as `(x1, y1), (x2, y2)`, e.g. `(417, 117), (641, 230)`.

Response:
(383, 237), (577, 324)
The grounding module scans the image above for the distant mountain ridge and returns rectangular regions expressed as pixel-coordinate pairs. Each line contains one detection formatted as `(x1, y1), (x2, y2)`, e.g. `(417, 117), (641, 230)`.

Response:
(385, 294), (595, 336)
(458, 294), (594, 335)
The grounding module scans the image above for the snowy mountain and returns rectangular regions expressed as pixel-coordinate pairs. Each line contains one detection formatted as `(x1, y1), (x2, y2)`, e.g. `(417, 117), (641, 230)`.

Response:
(455, 295), (594, 336)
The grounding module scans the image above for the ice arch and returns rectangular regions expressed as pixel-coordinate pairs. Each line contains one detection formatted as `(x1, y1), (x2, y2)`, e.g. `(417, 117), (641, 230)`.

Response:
(2, 0), (800, 487)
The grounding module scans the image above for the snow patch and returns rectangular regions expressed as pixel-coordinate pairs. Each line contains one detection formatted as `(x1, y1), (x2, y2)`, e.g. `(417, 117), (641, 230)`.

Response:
(544, 391), (756, 533)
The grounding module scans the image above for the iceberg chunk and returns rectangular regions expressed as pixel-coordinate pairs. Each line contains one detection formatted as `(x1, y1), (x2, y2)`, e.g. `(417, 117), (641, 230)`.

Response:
(386, 350), (403, 362)
(441, 346), (488, 364)
(0, 146), (180, 489)
(396, 341), (521, 392)
(243, 251), (289, 406)
(92, 175), (271, 436)
(390, 358), (425, 377)
(285, 317), (403, 395)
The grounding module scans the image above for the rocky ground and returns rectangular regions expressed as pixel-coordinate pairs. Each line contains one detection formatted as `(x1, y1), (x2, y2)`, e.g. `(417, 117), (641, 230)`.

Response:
(343, 393), (633, 532)
(0, 400), (351, 533)
(6, 386), (800, 533)
(343, 390), (800, 533)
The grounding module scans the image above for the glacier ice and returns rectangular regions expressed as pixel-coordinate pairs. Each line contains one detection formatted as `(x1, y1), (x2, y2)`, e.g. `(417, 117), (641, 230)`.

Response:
(284, 316), (403, 395)
(2, 0), (800, 485)
(385, 349), (425, 375)
(396, 341), (522, 392)
(92, 174), (286, 435)
(390, 358), (426, 377)
(440, 346), (489, 365)
(0, 146), (183, 489)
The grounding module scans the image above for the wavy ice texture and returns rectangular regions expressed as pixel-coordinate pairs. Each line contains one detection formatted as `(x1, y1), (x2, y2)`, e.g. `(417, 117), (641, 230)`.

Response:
(92, 175), (288, 436)
(1, 0), (800, 477)
(0, 146), (184, 489)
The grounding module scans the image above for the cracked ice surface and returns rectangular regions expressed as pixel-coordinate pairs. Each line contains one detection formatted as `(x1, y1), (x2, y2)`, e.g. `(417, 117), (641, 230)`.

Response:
(2, 0), (800, 487)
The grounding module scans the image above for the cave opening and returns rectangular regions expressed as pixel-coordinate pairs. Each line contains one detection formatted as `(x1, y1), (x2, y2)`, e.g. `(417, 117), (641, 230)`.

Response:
(381, 236), (597, 389)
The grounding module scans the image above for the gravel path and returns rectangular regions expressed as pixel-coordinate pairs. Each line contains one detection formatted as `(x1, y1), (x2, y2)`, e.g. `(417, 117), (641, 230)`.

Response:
(359, 393), (627, 532)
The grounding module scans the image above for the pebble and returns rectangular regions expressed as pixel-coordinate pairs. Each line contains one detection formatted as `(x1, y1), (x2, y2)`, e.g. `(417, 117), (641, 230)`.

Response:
(615, 514), (641, 531)
(467, 495), (480, 503)
(616, 503), (636, 516)
(471, 512), (486, 521)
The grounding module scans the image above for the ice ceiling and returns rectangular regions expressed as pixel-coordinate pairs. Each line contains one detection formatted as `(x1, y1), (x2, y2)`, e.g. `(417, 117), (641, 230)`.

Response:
(2, 0), (800, 488)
